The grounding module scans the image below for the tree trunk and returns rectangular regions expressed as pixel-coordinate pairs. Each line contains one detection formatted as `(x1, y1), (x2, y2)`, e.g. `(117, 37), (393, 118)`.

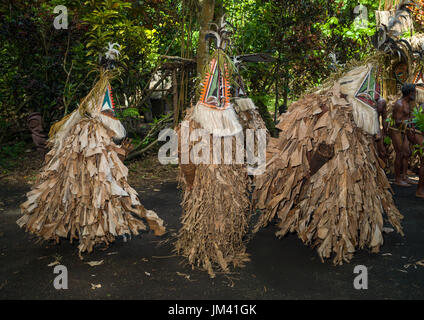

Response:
(173, 69), (179, 127)
(196, 0), (215, 76)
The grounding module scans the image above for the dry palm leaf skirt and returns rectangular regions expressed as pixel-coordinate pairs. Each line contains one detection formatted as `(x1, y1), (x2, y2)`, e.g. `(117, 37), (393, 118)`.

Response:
(17, 118), (165, 255)
(175, 99), (265, 278)
(176, 160), (250, 278)
(253, 83), (403, 265)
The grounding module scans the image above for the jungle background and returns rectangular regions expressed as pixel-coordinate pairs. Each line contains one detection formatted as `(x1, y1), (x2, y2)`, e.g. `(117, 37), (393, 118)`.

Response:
(0, 0), (404, 174)
(2, 1), (424, 301)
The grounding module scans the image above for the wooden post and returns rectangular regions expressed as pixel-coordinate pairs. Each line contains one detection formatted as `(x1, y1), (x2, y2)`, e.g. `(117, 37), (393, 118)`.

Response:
(178, 69), (186, 119)
(274, 70), (279, 124)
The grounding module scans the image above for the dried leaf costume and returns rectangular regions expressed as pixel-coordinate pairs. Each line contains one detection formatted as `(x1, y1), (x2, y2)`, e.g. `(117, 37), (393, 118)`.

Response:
(175, 17), (267, 277)
(17, 46), (165, 255)
(253, 64), (403, 265)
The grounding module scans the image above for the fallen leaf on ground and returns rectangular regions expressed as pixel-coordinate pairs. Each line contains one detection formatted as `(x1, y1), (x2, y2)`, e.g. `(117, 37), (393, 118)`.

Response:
(37, 256), (49, 260)
(47, 261), (60, 267)
(404, 259), (424, 269)
(90, 283), (101, 290)
(86, 260), (104, 267)
(176, 272), (194, 281)
(416, 260), (424, 267)
(0, 280), (7, 290)
(382, 227), (394, 234)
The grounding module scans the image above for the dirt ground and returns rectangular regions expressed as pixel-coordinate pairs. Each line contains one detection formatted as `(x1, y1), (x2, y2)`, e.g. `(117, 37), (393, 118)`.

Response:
(0, 155), (423, 300)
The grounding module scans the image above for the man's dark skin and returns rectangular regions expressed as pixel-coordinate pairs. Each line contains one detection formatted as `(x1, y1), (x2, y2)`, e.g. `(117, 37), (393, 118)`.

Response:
(375, 96), (388, 160)
(389, 84), (416, 187)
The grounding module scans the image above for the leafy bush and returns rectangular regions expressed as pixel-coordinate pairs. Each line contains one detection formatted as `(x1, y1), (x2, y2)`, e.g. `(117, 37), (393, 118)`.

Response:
(413, 106), (424, 132)
(119, 107), (140, 119)
(0, 141), (27, 170)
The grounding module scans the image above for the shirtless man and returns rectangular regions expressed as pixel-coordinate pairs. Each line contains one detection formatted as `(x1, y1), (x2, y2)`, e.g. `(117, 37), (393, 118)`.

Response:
(389, 83), (416, 187)
(375, 96), (388, 161)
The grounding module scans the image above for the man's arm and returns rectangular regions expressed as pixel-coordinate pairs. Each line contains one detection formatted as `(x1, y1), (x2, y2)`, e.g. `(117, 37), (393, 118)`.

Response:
(377, 98), (388, 135)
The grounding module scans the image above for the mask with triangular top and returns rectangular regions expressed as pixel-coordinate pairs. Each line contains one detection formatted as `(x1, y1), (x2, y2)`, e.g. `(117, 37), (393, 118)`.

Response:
(355, 66), (381, 108)
(100, 85), (117, 119)
(199, 58), (231, 110)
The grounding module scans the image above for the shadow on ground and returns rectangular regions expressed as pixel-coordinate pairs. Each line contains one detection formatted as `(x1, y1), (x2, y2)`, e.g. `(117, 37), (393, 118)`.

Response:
(0, 181), (423, 299)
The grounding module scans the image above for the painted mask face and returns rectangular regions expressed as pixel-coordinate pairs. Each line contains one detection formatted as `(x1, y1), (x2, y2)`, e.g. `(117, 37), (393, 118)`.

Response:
(100, 85), (117, 119)
(93, 84), (126, 143)
(199, 59), (231, 110)
(355, 66), (381, 108)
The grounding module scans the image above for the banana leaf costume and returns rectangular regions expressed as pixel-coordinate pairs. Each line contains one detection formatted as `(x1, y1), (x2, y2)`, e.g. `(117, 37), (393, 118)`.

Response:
(17, 49), (165, 256)
(253, 63), (403, 265)
(175, 17), (267, 277)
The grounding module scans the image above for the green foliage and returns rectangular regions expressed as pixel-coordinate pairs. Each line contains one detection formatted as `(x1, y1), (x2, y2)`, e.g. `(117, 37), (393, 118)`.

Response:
(220, 0), (381, 112)
(119, 107), (140, 119)
(413, 106), (424, 132)
(413, 143), (424, 157)
(0, 0), (94, 139)
(0, 0), (397, 150)
(317, 0), (379, 61)
(250, 94), (276, 136)
(0, 141), (26, 170)
(83, 0), (136, 67)
(0, 0), (179, 147)
(411, 106), (424, 157)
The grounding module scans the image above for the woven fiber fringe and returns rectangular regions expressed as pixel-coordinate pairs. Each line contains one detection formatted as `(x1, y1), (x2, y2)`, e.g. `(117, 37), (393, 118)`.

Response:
(351, 100), (380, 135)
(17, 118), (165, 255)
(191, 102), (242, 136)
(253, 81), (403, 265)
